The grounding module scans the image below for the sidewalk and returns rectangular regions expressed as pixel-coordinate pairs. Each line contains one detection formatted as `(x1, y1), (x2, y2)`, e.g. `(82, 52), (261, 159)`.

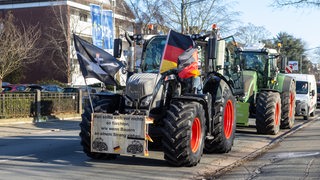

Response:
(0, 117), (81, 137)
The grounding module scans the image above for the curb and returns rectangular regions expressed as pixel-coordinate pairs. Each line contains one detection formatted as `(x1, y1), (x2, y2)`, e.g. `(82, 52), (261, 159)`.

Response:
(0, 114), (81, 125)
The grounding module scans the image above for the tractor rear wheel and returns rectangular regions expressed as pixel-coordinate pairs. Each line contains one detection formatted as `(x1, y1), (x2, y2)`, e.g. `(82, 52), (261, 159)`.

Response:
(256, 91), (281, 135)
(162, 101), (205, 167)
(204, 85), (236, 153)
(281, 80), (296, 129)
(79, 96), (118, 160)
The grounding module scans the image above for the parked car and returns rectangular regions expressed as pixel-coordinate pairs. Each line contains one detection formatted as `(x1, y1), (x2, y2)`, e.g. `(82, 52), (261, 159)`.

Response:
(2, 82), (10, 86)
(28, 84), (43, 92)
(2, 84), (30, 93)
(63, 87), (80, 93)
(41, 85), (64, 92)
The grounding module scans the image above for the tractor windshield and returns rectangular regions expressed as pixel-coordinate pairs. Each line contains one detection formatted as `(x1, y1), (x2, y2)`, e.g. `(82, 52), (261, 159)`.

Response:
(241, 52), (268, 74)
(141, 36), (166, 73)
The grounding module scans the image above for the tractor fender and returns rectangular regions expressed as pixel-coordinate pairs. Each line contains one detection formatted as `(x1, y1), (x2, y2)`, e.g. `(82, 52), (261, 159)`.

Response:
(281, 76), (295, 93)
(203, 72), (234, 97)
(276, 74), (295, 93)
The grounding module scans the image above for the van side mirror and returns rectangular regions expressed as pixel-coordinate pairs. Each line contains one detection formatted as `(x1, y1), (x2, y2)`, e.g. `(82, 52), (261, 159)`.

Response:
(311, 89), (315, 96)
(113, 39), (122, 58)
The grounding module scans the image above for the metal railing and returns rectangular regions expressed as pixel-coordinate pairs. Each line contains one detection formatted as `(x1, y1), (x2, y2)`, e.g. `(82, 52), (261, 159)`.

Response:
(0, 91), (82, 119)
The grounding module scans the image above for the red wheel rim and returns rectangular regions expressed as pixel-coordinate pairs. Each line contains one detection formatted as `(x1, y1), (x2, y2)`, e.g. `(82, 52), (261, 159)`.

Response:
(289, 92), (294, 118)
(191, 117), (201, 153)
(275, 102), (280, 125)
(224, 100), (234, 139)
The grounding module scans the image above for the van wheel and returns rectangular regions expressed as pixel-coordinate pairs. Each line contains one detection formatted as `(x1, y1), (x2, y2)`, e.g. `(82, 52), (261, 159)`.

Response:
(310, 109), (315, 117)
(304, 108), (309, 120)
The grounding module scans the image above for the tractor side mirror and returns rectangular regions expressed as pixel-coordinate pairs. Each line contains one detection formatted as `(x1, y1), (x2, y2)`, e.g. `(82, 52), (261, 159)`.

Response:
(113, 39), (122, 58)
(207, 37), (217, 60)
(280, 56), (287, 73)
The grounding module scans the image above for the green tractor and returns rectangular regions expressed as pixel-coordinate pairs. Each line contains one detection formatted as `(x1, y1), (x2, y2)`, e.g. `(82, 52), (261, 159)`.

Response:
(230, 45), (296, 135)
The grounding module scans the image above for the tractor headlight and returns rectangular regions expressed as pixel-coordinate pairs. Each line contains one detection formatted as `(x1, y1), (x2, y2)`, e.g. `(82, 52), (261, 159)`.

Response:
(125, 96), (133, 107)
(140, 95), (153, 108)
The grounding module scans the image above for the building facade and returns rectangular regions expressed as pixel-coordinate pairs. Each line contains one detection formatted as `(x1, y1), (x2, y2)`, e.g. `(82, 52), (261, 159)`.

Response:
(0, 0), (135, 85)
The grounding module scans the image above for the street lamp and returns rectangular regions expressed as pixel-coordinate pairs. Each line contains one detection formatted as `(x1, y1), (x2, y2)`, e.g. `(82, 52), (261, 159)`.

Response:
(181, 0), (206, 34)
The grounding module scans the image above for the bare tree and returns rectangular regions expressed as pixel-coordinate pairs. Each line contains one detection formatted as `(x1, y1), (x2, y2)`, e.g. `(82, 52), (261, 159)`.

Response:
(272, 0), (320, 8)
(235, 23), (272, 46)
(44, 5), (72, 83)
(161, 0), (240, 35)
(126, 0), (166, 34)
(0, 12), (41, 91)
(126, 0), (239, 35)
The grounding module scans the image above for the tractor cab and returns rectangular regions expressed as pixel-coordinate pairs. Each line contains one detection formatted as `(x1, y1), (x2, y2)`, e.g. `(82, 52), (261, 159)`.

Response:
(140, 35), (166, 73)
(234, 45), (281, 101)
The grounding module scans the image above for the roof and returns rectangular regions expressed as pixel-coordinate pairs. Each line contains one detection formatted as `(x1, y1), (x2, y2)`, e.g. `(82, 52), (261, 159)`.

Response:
(0, 0), (135, 21)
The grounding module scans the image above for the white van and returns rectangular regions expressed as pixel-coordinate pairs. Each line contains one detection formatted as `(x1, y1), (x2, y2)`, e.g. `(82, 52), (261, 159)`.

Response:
(286, 74), (317, 120)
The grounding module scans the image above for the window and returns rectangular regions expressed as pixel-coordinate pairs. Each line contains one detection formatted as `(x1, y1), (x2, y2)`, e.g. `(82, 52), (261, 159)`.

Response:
(79, 12), (87, 22)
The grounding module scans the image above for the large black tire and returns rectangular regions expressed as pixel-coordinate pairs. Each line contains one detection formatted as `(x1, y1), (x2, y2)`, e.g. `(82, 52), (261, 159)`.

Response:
(281, 80), (296, 129)
(79, 96), (117, 160)
(304, 107), (310, 120)
(204, 85), (236, 153)
(256, 91), (281, 135)
(310, 107), (316, 117)
(161, 101), (205, 167)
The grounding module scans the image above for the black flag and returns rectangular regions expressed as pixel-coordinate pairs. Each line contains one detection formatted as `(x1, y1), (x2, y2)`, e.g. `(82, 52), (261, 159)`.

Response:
(73, 34), (125, 86)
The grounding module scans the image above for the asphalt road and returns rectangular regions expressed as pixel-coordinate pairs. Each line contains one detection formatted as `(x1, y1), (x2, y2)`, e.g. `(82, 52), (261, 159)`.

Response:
(216, 115), (320, 180)
(0, 112), (318, 180)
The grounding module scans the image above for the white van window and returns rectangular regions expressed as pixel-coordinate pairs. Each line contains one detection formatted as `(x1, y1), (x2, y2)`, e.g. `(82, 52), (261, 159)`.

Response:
(296, 81), (308, 94)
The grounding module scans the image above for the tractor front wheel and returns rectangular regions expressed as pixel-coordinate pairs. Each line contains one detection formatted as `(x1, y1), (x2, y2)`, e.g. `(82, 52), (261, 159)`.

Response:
(161, 101), (205, 167)
(256, 91), (281, 135)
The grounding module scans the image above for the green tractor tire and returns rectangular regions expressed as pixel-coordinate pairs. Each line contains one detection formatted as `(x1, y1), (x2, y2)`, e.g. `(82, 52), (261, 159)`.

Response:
(256, 91), (281, 135)
(281, 80), (296, 129)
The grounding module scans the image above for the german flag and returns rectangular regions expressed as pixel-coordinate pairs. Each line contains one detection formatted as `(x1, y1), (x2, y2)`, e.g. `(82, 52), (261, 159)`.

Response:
(160, 30), (194, 73)
(177, 48), (200, 79)
(113, 146), (121, 152)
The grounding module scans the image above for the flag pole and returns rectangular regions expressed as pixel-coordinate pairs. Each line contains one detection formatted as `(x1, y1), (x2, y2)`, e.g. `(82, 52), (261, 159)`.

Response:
(84, 78), (94, 114)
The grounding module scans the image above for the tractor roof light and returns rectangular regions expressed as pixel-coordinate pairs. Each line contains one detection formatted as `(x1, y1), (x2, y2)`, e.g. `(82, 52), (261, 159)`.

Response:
(277, 42), (282, 48)
(212, 24), (218, 30)
(148, 24), (154, 30)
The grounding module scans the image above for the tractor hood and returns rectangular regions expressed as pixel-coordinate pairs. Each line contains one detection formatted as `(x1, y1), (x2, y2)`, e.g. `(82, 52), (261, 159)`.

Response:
(125, 73), (160, 101)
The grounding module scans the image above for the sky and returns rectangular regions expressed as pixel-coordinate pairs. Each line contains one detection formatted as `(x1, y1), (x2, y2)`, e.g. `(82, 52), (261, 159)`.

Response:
(233, 0), (320, 50)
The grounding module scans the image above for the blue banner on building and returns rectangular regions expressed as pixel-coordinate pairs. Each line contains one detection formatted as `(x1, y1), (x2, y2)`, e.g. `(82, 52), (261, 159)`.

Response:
(102, 10), (114, 54)
(90, 4), (103, 48)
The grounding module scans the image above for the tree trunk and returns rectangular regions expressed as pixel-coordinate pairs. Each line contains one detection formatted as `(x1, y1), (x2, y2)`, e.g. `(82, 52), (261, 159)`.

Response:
(0, 77), (2, 92)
